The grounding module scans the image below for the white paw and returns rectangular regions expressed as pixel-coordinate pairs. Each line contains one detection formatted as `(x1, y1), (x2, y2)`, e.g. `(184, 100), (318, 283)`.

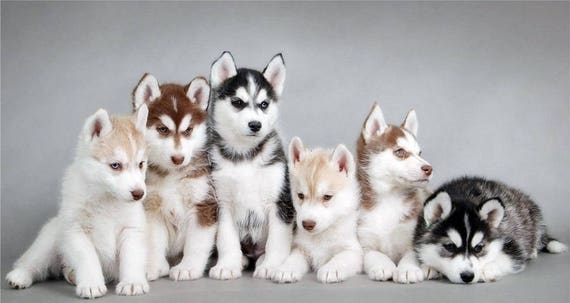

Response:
(367, 260), (396, 281)
(6, 268), (33, 289)
(208, 263), (242, 280)
(393, 264), (424, 284)
(146, 258), (169, 281)
(76, 282), (107, 299)
(480, 264), (502, 283)
(421, 265), (441, 280)
(317, 266), (348, 283)
(169, 264), (204, 281)
(253, 263), (276, 280)
(62, 267), (76, 285)
(271, 268), (303, 283)
(116, 281), (149, 296)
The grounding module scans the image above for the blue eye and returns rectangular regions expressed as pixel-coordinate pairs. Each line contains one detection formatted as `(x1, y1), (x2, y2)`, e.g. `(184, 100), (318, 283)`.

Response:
(259, 101), (269, 110)
(110, 162), (122, 170)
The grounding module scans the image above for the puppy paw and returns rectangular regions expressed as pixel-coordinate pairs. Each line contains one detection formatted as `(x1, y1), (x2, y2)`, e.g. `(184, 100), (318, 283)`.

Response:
(62, 267), (76, 285)
(421, 265), (441, 280)
(169, 264), (204, 281)
(208, 263), (242, 280)
(271, 268), (303, 283)
(253, 263), (277, 280)
(76, 282), (107, 299)
(317, 266), (348, 283)
(393, 264), (424, 284)
(6, 268), (33, 289)
(366, 259), (396, 281)
(116, 281), (149, 296)
(480, 264), (502, 283)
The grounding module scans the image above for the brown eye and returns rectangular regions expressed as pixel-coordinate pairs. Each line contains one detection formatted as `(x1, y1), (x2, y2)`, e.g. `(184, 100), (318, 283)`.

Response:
(110, 162), (122, 170)
(139, 161), (144, 169)
(323, 195), (333, 201)
(157, 126), (170, 135)
(297, 193), (305, 200)
(394, 148), (407, 159)
(443, 243), (457, 253)
(473, 244), (484, 254)
(182, 126), (193, 136)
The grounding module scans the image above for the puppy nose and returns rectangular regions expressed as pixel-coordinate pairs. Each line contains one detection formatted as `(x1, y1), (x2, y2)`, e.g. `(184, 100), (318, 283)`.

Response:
(421, 165), (433, 176)
(131, 189), (145, 201)
(302, 220), (316, 231)
(171, 155), (185, 165)
(460, 271), (474, 283)
(248, 121), (262, 133)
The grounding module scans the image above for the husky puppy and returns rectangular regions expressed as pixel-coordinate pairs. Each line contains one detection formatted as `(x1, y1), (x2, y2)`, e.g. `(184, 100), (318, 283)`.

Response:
(415, 176), (567, 283)
(272, 137), (362, 283)
(356, 103), (435, 283)
(207, 52), (294, 280)
(132, 74), (217, 281)
(6, 107), (150, 298)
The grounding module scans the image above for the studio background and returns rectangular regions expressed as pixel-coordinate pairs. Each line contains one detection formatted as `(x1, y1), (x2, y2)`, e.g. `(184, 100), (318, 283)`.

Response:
(2, 2), (568, 302)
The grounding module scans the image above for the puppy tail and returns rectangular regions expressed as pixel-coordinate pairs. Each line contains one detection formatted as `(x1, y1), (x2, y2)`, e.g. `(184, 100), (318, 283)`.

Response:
(541, 234), (568, 254)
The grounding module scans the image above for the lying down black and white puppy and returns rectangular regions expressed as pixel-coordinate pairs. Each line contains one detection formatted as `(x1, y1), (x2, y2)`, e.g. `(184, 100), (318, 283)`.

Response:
(414, 176), (567, 284)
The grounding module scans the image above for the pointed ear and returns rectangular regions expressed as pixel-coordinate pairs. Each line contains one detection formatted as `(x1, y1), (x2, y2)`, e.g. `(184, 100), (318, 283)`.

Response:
(210, 51), (237, 88)
(133, 104), (148, 135)
(331, 144), (355, 177)
(361, 103), (388, 144)
(186, 77), (210, 111)
(402, 109), (418, 137)
(424, 191), (452, 226)
(288, 136), (305, 167)
(132, 73), (160, 110)
(263, 53), (286, 98)
(84, 109), (113, 142)
(478, 198), (505, 228)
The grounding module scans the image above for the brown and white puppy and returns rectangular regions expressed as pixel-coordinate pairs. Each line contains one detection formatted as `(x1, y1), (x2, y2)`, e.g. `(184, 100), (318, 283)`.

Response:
(132, 74), (217, 281)
(357, 103), (435, 284)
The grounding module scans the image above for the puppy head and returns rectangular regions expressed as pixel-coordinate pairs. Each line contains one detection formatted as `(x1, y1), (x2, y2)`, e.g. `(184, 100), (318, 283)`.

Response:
(132, 74), (209, 170)
(80, 106), (148, 202)
(289, 137), (358, 234)
(357, 103), (432, 188)
(416, 191), (506, 284)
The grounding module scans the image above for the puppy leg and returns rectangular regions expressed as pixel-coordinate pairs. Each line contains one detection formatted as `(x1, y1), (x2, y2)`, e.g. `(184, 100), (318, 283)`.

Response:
(271, 248), (309, 283)
(364, 249), (396, 281)
(6, 217), (60, 289)
(209, 207), (242, 280)
(394, 250), (424, 284)
(317, 249), (362, 283)
(116, 227), (149, 296)
(253, 207), (293, 279)
(479, 252), (516, 283)
(146, 215), (170, 281)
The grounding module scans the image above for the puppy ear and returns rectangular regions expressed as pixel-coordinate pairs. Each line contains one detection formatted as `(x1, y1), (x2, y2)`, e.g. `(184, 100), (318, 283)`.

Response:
(186, 77), (210, 111)
(289, 136), (304, 167)
(424, 191), (452, 226)
(211, 51), (237, 88)
(133, 104), (148, 135)
(331, 144), (355, 176)
(362, 103), (388, 144)
(478, 198), (505, 228)
(402, 109), (418, 137)
(84, 109), (113, 142)
(132, 73), (161, 110)
(263, 53), (286, 98)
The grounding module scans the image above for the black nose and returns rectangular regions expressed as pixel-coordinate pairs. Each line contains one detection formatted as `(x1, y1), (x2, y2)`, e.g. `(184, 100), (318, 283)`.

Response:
(248, 121), (262, 133)
(131, 189), (145, 201)
(460, 271), (474, 283)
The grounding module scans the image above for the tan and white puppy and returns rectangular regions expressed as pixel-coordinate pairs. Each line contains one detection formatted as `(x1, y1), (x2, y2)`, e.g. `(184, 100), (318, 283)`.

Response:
(6, 107), (150, 298)
(132, 74), (217, 281)
(357, 103), (436, 284)
(272, 137), (362, 283)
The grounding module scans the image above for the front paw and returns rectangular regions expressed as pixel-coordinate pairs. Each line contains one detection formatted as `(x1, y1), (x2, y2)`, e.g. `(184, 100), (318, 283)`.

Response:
(209, 263), (242, 280)
(76, 282), (107, 299)
(6, 268), (33, 289)
(421, 265), (441, 280)
(366, 259), (396, 281)
(169, 264), (204, 281)
(480, 264), (503, 283)
(317, 266), (348, 283)
(116, 281), (149, 296)
(253, 263), (277, 280)
(393, 264), (424, 284)
(271, 268), (303, 283)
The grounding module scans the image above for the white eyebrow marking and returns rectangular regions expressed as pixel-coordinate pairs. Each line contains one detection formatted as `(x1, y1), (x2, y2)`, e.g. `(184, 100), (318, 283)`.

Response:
(235, 87), (250, 102)
(256, 89), (268, 103)
(171, 96), (178, 113)
(178, 115), (192, 132)
(159, 115), (175, 130)
(448, 229), (462, 247)
(471, 232), (484, 247)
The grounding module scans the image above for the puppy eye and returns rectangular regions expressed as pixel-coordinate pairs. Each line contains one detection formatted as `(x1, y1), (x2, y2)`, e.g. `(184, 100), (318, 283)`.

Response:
(258, 101), (269, 110)
(139, 161), (145, 169)
(182, 126), (193, 136)
(323, 194), (333, 201)
(394, 148), (407, 159)
(443, 243), (457, 252)
(297, 193), (305, 200)
(157, 126), (170, 135)
(231, 98), (247, 109)
(110, 162), (122, 170)
(473, 244), (484, 253)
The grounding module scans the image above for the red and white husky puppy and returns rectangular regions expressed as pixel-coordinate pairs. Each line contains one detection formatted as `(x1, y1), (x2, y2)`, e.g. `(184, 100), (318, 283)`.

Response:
(6, 106), (150, 298)
(357, 103), (436, 284)
(272, 137), (362, 283)
(132, 74), (217, 281)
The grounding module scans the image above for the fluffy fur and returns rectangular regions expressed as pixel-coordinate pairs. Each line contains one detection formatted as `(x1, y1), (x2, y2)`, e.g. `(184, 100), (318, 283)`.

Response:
(272, 138), (362, 283)
(6, 107), (150, 298)
(207, 52), (294, 280)
(414, 176), (568, 283)
(132, 74), (217, 281)
(356, 103), (434, 283)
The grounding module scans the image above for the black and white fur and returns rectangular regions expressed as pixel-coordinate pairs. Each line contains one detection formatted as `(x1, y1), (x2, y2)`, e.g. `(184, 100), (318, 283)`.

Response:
(207, 52), (294, 280)
(414, 176), (567, 283)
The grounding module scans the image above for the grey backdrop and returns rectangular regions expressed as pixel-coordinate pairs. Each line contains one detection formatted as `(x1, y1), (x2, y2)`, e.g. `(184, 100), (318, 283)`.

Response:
(2, 2), (569, 302)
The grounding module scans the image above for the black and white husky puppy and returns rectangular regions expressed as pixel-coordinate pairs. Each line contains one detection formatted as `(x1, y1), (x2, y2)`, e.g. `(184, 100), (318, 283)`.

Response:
(207, 52), (294, 280)
(415, 176), (567, 283)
